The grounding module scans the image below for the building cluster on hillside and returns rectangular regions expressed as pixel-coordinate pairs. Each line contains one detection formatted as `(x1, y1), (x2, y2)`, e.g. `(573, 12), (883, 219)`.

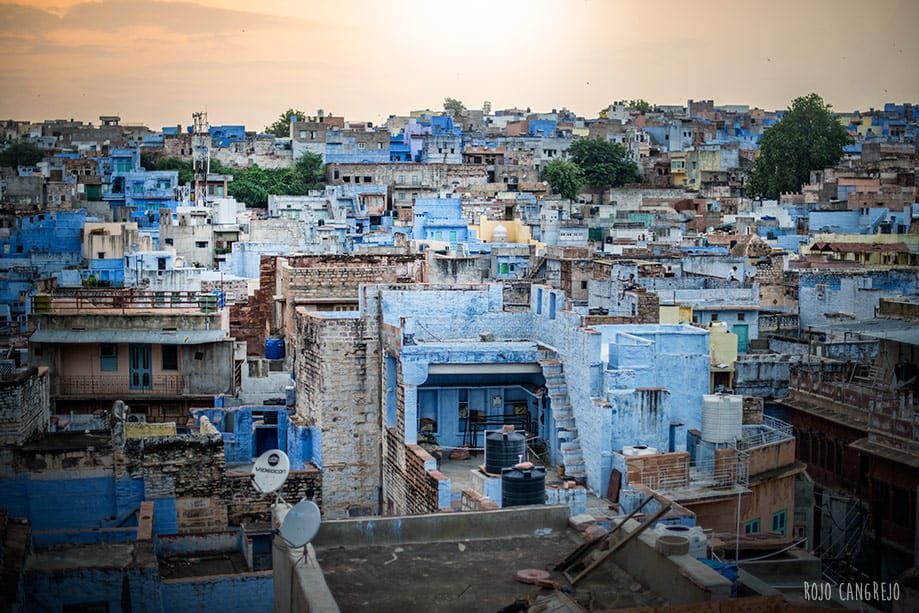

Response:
(0, 100), (917, 611)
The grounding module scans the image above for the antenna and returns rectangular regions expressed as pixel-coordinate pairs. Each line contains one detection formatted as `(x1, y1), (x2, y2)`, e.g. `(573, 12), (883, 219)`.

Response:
(251, 449), (290, 494)
(279, 499), (321, 548)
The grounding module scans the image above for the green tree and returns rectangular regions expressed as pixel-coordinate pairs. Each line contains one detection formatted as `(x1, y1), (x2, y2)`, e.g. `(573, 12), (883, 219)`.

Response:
(0, 142), (44, 168)
(443, 97), (466, 117)
(152, 156), (195, 185)
(264, 108), (306, 138)
(543, 158), (584, 201)
(747, 93), (851, 199)
(567, 138), (640, 191)
(626, 99), (653, 113)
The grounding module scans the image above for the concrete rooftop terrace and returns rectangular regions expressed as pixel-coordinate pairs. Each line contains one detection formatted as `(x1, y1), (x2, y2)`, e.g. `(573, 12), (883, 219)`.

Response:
(310, 506), (666, 612)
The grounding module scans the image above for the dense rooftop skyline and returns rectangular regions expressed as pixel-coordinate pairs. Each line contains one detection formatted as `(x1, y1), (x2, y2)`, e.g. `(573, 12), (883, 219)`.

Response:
(1, 0), (918, 129)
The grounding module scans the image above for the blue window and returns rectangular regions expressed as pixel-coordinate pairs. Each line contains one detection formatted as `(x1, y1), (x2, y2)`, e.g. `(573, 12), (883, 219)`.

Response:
(536, 288), (543, 314)
(549, 293), (557, 320)
(100, 344), (118, 371)
(744, 518), (760, 534)
(772, 509), (786, 536)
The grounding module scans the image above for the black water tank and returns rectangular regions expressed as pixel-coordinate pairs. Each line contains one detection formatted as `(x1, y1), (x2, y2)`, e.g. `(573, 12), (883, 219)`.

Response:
(501, 464), (546, 507)
(485, 431), (526, 475)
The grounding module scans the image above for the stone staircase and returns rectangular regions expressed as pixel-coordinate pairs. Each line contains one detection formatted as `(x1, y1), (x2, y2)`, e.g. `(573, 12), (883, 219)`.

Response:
(537, 347), (587, 484)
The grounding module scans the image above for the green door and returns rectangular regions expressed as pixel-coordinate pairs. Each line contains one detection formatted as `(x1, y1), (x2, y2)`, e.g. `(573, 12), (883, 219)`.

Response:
(129, 344), (152, 390)
(734, 324), (749, 353)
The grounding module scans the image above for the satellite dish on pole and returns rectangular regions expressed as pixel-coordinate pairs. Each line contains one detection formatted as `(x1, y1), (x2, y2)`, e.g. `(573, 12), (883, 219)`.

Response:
(251, 450), (290, 494)
(279, 499), (321, 548)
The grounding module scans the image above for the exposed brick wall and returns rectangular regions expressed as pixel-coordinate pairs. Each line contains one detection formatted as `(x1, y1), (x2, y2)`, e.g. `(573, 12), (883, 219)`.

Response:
(225, 470), (321, 526)
(294, 311), (381, 518)
(229, 255), (276, 355)
(626, 452), (690, 489)
(382, 433), (442, 516)
(502, 279), (533, 307)
(0, 367), (50, 446)
(636, 292), (660, 323)
(742, 397), (764, 425)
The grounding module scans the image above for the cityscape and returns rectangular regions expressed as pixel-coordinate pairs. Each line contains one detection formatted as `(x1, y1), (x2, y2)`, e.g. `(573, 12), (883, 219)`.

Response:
(1, 2), (918, 613)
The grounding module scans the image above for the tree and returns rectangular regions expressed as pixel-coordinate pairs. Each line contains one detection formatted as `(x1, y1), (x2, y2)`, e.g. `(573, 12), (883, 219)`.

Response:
(543, 159), (583, 201)
(0, 142), (44, 168)
(264, 108), (306, 138)
(626, 99), (653, 113)
(443, 97), (466, 117)
(567, 138), (640, 191)
(747, 93), (851, 199)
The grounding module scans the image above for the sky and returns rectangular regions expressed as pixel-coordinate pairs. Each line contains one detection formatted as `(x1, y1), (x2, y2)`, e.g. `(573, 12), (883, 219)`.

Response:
(1, 0), (917, 130)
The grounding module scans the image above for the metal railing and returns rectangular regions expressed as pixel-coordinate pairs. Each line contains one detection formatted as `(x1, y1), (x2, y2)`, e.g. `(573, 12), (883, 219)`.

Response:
(737, 415), (795, 451)
(60, 374), (182, 396)
(635, 451), (750, 492)
(32, 290), (224, 314)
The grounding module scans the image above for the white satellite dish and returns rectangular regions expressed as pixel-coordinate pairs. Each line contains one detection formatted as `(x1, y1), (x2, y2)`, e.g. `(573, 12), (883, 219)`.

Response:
(251, 450), (290, 494)
(280, 499), (321, 548)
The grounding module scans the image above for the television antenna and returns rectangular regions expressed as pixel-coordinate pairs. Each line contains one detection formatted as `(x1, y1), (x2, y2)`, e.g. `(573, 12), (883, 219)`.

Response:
(279, 498), (322, 548)
(251, 449), (290, 495)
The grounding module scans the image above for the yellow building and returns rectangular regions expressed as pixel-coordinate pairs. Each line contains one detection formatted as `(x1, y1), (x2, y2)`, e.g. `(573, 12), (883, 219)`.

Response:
(472, 215), (541, 245)
(659, 305), (693, 324)
(709, 321), (738, 392)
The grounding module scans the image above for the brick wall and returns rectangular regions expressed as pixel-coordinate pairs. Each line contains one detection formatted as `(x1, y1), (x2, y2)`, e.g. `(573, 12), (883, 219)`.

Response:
(383, 433), (444, 515)
(0, 367), (50, 445)
(229, 255), (276, 355)
(636, 292), (660, 323)
(295, 311), (381, 518)
(742, 397), (764, 424)
(225, 469), (321, 525)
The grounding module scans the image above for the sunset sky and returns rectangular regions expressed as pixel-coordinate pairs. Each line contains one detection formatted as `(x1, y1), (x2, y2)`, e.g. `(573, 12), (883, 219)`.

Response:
(1, 0), (917, 130)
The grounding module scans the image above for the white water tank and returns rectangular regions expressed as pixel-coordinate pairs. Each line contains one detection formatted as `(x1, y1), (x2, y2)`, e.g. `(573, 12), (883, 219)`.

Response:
(622, 445), (659, 457)
(654, 524), (707, 558)
(701, 394), (743, 443)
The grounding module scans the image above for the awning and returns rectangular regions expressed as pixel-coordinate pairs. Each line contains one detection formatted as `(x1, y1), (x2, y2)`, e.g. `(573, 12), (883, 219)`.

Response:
(30, 328), (230, 345)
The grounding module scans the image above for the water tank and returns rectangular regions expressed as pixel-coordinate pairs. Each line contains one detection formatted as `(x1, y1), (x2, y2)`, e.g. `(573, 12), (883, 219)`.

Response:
(701, 394), (743, 443)
(654, 524), (707, 558)
(622, 445), (659, 457)
(501, 463), (546, 507)
(265, 337), (286, 360)
(485, 430), (526, 475)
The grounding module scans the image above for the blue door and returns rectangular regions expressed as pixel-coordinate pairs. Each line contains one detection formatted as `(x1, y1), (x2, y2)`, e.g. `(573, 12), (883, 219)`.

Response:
(129, 344), (152, 390)
(734, 324), (749, 353)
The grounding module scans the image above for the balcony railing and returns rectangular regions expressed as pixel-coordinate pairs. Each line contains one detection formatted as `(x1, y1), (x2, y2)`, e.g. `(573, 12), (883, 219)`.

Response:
(736, 415), (795, 451)
(60, 374), (181, 396)
(33, 290), (225, 314)
(634, 452), (750, 493)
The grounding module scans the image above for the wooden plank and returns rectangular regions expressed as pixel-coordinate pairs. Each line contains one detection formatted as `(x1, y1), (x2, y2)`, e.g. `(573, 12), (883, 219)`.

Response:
(570, 501), (672, 585)
(555, 494), (654, 572)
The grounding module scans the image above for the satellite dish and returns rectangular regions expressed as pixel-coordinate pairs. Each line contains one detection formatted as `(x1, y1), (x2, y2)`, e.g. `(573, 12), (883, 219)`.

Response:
(251, 450), (290, 494)
(280, 499), (321, 548)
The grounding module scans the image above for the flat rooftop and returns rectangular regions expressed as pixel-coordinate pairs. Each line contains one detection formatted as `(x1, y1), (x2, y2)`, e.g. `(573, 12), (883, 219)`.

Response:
(25, 542), (136, 572)
(315, 530), (665, 612)
(159, 551), (250, 580)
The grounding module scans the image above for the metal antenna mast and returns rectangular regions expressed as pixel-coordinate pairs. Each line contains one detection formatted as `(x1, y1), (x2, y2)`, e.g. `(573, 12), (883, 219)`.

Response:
(192, 111), (210, 205)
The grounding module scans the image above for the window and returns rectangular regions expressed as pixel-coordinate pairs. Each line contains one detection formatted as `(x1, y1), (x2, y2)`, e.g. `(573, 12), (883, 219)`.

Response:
(97, 252), (106, 259)
(164, 238), (174, 246)
(549, 293), (557, 320)
(364, 176), (372, 183)
(161, 345), (178, 371)
(358, 142), (365, 149)
(157, 257), (166, 271)
(195, 241), (208, 248)
(536, 288), (543, 314)
(737, 312), (745, 322)
(772, 509), (786, 536)
(581, 280), (588, 290)
(744, 518), (760, 534)
(299, 130), (306, 138)
(711, 314), (718, 322)
(100, 344), (118, 371)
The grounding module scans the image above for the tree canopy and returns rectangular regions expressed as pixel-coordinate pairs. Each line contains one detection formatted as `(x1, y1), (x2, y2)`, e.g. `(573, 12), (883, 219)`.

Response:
(0, 142), (45, 168)
(543, 158), (583, 201)
(443, 97), (466, 117)
(747, 93), (851, 199)
(264, 108), (306, 138)
(567, 138), (640, 191)
(139, 152), (325, 208)
(626, 99), (653, 113)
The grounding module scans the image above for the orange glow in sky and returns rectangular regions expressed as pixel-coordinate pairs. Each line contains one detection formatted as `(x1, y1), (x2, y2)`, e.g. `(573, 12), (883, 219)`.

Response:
(1, 0), (917, 128)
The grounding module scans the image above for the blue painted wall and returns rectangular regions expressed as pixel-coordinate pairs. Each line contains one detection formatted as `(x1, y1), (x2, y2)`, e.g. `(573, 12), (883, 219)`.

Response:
(161, 574), (273, 613)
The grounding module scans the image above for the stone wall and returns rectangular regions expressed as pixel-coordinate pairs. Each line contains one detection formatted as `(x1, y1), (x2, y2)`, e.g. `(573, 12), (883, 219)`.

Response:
(294, 311), (381, 518)
(225, 469), (321, 526)
(382, 433), (446, 516)
(0, 367), (50, 445)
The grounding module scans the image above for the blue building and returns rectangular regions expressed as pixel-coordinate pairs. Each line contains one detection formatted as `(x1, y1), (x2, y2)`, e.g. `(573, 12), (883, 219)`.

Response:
(412, 197), (470, 244)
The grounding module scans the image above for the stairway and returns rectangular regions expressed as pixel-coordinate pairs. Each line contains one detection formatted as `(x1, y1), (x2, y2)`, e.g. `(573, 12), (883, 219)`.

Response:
(538, 347), (587, 484)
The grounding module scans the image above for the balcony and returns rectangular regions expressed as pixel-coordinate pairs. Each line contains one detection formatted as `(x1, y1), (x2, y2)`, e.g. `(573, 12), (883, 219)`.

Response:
(59, 374), (182, 396)
(33, 290), (225, 315)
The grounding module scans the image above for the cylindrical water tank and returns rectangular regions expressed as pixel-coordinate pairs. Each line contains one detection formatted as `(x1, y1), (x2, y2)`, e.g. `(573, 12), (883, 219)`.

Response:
(622, 445), (658, 457)
(701, 394), (743, 443)
(501, 463), (546, 507)
(654, 524), (707, 558)
(485, 431), (526, 475)
(265, 337), (285, 360)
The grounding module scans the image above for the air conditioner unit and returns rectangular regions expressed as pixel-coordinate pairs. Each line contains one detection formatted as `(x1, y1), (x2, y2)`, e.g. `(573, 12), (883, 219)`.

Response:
(127, 414), (147, 423)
